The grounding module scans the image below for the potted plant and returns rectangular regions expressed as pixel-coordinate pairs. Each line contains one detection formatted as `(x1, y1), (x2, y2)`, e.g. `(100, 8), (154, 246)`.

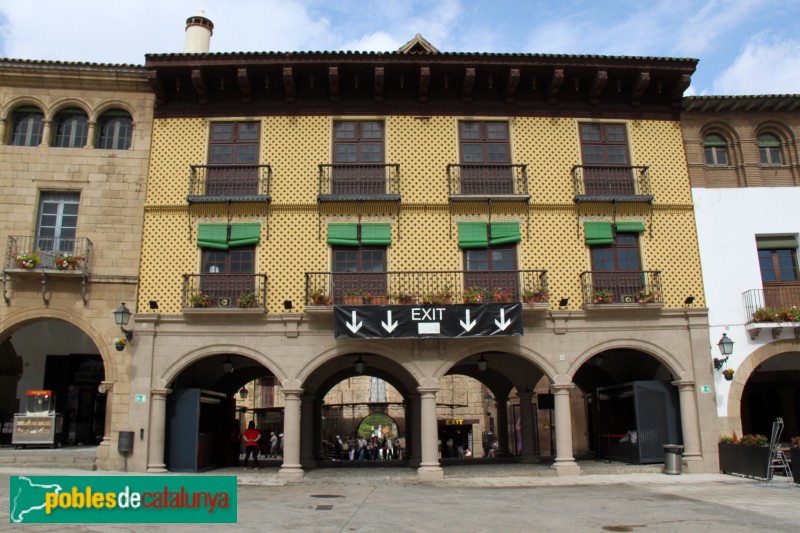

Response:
(592, 289), (613, 304)
(463, 287), (488, 304)
(522, 288), (548, 304)
(189, 291), (212, 308)
(637, 288), (660, 304)
(391, 290), (416, 305)
(308, 287), (332, 306)
(492, 287), (514, 303)
(113, 337), (127, 352)
(718, 433), (771, 479)
(722, 368), (735, 381)
(14, 249), (41, 269)
(54, 254), (85, 271)
(752, 307), (782, 323)
(343, 289), (364, 305)
(237, 292), (257, 308)
(362, 291), (388, 305)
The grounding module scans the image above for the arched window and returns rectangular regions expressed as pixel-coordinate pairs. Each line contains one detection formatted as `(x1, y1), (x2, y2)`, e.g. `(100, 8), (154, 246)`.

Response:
(703, 134), (728, 166)
(97, 109), (133, 150)
(52, 107), (88, 148)
(9, 106), (44, 146)
(757, 133), (782, 165)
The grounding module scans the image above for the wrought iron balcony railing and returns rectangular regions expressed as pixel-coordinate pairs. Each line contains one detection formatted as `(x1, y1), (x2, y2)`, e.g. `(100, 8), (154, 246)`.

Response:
(580, 270), (663, 306)
(188, 164), (271, 200)
(182, 273), (268, 310)
(447, 163), (529, 197)
(572, 165), (652, 201)
(318, 163), (401, 199)
(304, 269), (548, 306)
(5, 235), (92, 273)
(743, 287), (800, 323)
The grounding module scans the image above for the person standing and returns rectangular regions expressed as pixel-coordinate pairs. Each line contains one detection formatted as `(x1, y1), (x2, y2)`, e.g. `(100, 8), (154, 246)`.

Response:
(269, 431), (279, 458)
(242, 421), (261, 469)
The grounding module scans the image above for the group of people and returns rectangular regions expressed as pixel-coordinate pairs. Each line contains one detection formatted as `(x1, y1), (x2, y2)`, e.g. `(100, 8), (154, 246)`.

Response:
(230, 421), (283, 469)
(333, 434), (404, 461)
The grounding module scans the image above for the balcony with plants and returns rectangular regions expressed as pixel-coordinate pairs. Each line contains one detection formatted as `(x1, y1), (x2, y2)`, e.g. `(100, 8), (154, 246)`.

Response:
(743, 287), (800, 339)
(182, 273), (268, 312)
(580, 270), (663, 308)
(304, 269), (548, 308)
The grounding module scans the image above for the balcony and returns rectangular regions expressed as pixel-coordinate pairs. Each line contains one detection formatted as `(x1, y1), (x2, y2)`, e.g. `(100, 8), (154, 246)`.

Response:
(317, 164), (401, 201)
(304, 269), (548, 307)
(743, 287), (800, 339)
(572, 165), (653, 203)
(182, 273), (268, 312)
(3, 236), (93, 304)
(580, 271), (663, 308)
(447, 164), (530, 200)
(187, 164), (271, 203)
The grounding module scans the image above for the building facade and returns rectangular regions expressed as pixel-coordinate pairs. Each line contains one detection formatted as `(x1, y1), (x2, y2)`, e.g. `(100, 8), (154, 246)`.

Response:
(131, 28), (718, 479)
(682, 95), (800, 442)
(0, 59), (154, 470)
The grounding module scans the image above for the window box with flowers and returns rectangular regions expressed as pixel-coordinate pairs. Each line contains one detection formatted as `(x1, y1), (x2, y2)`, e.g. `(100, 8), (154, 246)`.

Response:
(54, 254), (85, 271)
(718, 433), (771, 479)
(113, 337), (127, 352)
(189, 291), (213, 308)
(391, 290), (416, 305)
(592, 289), (613, 304)
(307, 287), (332, 307)
(14, 249), (41, 270)
(522, 288), (549, 304)
(637, 288), (660, 304)
(752, 306), (800, 323)
(237, 292), (258, 308)
(463, 287), (488, 304)
(492, 287), (515, 303)
(421, 286), (453, 306)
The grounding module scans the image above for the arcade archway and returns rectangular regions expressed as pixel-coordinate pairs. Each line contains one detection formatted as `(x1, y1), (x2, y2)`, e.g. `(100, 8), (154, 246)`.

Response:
(740, 351), (800, 440)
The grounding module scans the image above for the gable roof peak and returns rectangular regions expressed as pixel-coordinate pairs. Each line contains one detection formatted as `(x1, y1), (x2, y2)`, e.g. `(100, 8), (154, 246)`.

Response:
(397, 34), (439, 54)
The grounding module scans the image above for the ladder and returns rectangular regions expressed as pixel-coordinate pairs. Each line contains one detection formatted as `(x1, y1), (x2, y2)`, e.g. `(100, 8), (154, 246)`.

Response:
(766, 417), (793, 488)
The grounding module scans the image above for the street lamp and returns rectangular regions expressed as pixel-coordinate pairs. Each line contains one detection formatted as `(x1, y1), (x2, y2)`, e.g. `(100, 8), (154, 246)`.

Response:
(113, 302), (134, 343)
(477, 355), (488, 371)
(238, 387), (249, 399)
(714, 333), (734, 370)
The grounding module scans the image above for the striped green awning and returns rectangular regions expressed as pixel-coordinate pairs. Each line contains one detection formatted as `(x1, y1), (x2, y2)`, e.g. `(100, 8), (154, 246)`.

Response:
(489, 222), (521, 245)
(327, 224), (359, 246)
(229, 223), (261, 247)
(458, 222), (488, 249)
(197, 224), (229, 250)
(361, 223), (392, 245)
(615, 221), (646, 234)
(585, 222), (614, 246)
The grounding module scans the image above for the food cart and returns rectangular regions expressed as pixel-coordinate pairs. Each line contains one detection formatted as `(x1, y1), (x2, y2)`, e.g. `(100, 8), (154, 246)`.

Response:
(12, 390), (63, 448)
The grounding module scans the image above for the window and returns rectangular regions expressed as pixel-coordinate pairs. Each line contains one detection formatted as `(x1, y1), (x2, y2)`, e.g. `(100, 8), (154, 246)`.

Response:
(579, 123), (633, 195)
(332, 247), (386, 302)
(9, 106), (44, 146)
(757, 236), (799, 308)
(97, 110), (133, 150)
(207, 122), (260, 196)
(590, 233), (643, 300)
(332, 121), (385, 195)
(758, 134), (782, 165)
(458, 121), (512, 194)
(464, 245), (518, 297)
(36, 192), (80, 266)
(703, 134), (728, 166)
(201, 246), (256, 305)
(52, 107), (88, 148)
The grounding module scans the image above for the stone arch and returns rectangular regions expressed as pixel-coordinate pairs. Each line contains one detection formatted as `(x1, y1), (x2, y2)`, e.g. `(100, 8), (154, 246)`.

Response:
(0, 308), (118, 383)
(91, 100), (140, 124)
(1, 95), (47, 120)
(47, 97), (91, 119)
(565, 337), (687, 381)
(724, 338), (800, 433)
(156, 343), (288, 389)
(754, 120), (795, 144)
(435, 341), (559, 386)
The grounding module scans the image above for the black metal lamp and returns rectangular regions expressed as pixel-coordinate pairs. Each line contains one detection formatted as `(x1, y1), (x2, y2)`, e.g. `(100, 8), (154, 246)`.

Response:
(354, 356), (366, 375)
(238, 387), (249, 399)
(477, 355), (488, 372)
(222, 356), (234, 374)
(113, 302), (134, 343)
(714, 333), (734, 370)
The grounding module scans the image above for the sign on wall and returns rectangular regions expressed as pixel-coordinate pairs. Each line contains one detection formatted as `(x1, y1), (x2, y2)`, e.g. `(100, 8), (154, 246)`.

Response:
(333, 303), (523, 339)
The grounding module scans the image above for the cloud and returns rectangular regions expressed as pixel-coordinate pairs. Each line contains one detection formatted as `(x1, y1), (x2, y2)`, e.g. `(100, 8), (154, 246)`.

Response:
(674, 0), (765, 56)
(341, 32), (402, 53)
(713, 33), (800, 94)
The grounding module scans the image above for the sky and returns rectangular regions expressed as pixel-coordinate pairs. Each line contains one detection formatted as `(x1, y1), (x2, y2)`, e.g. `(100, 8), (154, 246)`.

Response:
(1, 0), (799, 96)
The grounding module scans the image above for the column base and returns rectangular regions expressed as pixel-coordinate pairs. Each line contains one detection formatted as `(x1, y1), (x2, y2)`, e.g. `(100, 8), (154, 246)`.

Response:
(146, 464), (167, 473)
(417, 464), (444, 481)
(680, 454), (706, 474)
(552, 460), (581, 476)
(278, 465), (305, 480)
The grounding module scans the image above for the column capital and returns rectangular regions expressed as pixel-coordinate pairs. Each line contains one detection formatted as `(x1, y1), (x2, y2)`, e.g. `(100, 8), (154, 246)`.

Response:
(671, 380), (696, 390)
(150, 388), (172, 398)
(550, 383), (575, 394)
(417, 386), (439, 396)
(518, 389), (534, 400)
(98, 380), (114, 394)
(282, 388), (304, 398)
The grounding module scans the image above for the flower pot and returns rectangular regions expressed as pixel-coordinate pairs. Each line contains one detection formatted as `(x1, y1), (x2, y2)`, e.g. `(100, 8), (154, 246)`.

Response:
(343, 295), (361, 305)
(718, 442), (771, 479)
(723, 373), (734, 381)
(115, 344), (125, 352)
(366, 296), (388, 305)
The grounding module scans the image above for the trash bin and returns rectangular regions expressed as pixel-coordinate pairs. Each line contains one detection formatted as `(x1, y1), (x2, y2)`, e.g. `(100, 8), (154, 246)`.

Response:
(663, 444), (684, 475)
(118, 431), (134, 453)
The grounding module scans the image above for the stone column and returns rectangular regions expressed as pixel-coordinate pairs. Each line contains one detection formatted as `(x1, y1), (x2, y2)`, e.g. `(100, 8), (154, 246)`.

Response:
(551, 384), (580, 476)
(495, 395), (510, 457)
(94, 381), (114, 467)
(85, 121), (96, 149)
(407, 394), (421, 466)
(146, 388), (171, 473)
(279, 388), (304, 479)
(299, 393), (314, 467)
(672, 380), (701, 465)
(0, 118), (6, 145)
(40, 120), (52, 147)
(417, 387), (443, 480)
(518, 390), (538, 462)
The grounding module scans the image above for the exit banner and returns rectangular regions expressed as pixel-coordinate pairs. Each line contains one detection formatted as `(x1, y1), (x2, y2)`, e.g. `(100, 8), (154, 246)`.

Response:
(333, 303), (523, 339)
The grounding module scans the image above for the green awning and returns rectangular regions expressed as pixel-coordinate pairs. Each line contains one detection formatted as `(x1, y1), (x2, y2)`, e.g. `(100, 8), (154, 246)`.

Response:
(327, 223), (359, 246)
(361, 223), (392, 245)
(757, 134), (780, 148)
(615, 221), (646, 233)
(458, 222), (488, 249)
(757, 236), (798, 249)
(585, 222), (614, 246)
(229, 223), (261, 247)
(197, 224), (229, 250)
(490, 222), (521, 245)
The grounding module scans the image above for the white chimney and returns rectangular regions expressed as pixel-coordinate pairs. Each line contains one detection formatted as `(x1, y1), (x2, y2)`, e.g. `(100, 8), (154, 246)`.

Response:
(184, 10), (214, 53)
